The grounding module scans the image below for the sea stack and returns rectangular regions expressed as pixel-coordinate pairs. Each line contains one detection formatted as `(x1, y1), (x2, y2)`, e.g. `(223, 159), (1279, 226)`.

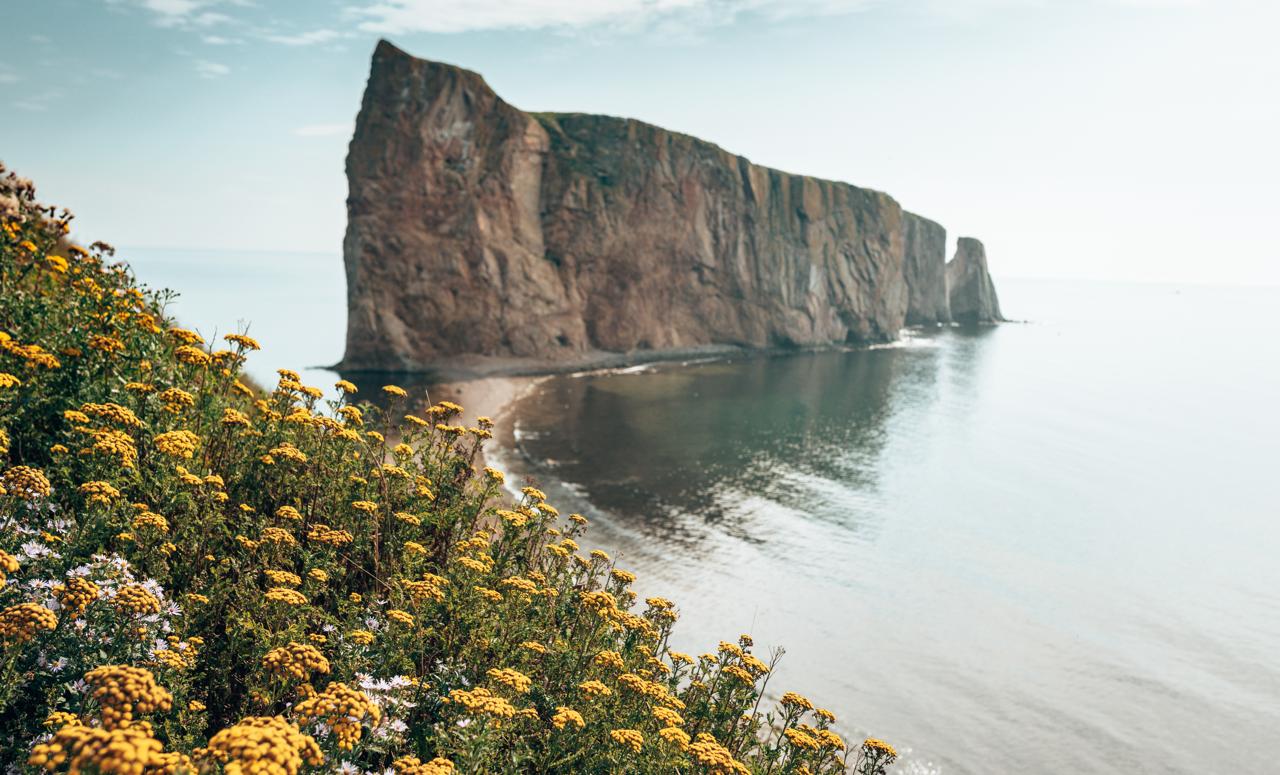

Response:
(946, 237), (1004, 324)
(341, 40), (1001, 373)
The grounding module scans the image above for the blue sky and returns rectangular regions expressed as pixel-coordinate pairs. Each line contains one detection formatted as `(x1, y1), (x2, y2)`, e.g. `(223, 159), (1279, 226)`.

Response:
(2, 0), (1277, 285)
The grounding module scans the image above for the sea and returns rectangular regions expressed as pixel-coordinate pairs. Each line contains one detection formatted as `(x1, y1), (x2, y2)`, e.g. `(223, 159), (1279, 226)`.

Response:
(127, 247), (1280, 774)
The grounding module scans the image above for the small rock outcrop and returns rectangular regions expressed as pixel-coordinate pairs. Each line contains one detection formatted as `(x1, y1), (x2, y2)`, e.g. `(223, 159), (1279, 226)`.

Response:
(947, 237), (1003, 324)
(341, 41), (999, 373)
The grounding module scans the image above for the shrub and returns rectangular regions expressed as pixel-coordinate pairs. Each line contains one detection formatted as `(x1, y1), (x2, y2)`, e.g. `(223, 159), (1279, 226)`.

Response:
(0, 162), (898, 774)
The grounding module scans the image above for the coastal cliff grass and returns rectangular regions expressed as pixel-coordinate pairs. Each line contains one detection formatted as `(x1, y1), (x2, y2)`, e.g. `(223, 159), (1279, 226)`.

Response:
(0, 164), (898, 775)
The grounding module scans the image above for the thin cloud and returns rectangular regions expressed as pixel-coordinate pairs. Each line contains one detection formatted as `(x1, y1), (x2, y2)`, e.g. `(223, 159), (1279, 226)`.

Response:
(264, 29), (343, 46)
(348, 0), (709, 34)
(195, 59), (230, 78)
(293, 122), (354, 137)
(107, 0), (238, 29)
(12, 89), (64, 112)
(344, 0), (1204, 34)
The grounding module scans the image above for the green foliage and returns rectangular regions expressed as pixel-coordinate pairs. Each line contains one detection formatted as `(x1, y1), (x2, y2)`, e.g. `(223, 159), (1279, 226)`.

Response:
(0, 163), (897, 774)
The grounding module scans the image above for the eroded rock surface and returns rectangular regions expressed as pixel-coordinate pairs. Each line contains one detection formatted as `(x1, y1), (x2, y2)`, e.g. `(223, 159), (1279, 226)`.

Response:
(342, 41), (998, 372)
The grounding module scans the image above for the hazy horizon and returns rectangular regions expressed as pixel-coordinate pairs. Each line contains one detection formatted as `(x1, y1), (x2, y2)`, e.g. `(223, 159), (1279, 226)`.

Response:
(2, 0), (1277, 287)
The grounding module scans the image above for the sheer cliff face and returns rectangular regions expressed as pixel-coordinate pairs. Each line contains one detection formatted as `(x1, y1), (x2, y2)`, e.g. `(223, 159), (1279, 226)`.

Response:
(343, 41), (985, 371)
(902, 213), (950, 326)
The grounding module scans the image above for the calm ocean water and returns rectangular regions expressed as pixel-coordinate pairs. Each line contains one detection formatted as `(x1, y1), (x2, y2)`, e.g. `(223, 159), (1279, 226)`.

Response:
(494, 280), (1280, 774)
(125, 248), (1280, 774)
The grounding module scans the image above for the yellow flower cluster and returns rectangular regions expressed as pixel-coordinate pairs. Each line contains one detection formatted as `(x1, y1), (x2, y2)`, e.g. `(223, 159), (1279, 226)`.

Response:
(265, 588), (308, 607)
(386, 609), (414, 625)
(781, 691), (815, 711)
(0, 602), (58, 643)
(153, 429), (199, 459)
(688, 733), (751, 775)
(785, 727), (822, 751)
(85, 428), (138, 468)
(80, 402), (142, 428)
(167, 328), (204, 345)
(610, 728), (644, 753)
(0, 333), (60, 368)
(653, 706), (685, 727)
(132, 510), (170, 533)
(403, 573), (449, 604)
(261, 527), (298, 546)
(111, 585), (162, 617)
(2, 465), (52, 499)
(486, 667), (533, 694)
(84, 665), (173, 729)
(224, 333), (261, 351)
(87, 335), (125, 354)
(157, 387), (195, 412)
(294, 682), (380, 750)
(593, 649), (626, 671)
(222, 407), (251, 427)
(151, 641), (199, 672)
(579, 680), (613, 698)
(201, 716), (323, 775)
(0, 549), (19, 582)
(269, 442), (308, 464)
(78, 480), (121, 504)
(307, 524), (354, 546)
(264, 569), (302, 587)
(262, 642), (331, 681)
(53, 577), (100, 617)
(29, 722), (190, 774)
(393, 756), (455, 775)
(551, 706), (585, 730)
(448, 686), (517, 719)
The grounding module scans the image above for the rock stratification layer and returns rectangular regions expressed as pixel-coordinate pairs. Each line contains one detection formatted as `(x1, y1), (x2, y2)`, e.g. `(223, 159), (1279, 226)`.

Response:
(342, 41), (999, 373)
(947, 237), (1004, 324)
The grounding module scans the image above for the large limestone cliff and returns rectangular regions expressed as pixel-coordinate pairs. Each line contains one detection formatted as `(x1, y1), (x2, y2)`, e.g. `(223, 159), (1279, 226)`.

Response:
(342, 41), (995, 373)
(947, 237), (1004, 324)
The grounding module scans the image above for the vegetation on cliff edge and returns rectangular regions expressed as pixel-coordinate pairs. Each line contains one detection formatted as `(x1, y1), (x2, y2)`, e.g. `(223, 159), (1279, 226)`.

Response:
(0, 163), (898, 774)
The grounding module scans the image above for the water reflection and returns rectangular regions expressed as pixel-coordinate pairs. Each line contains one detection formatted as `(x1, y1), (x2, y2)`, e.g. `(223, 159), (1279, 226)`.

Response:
(511, 339), (953, 549)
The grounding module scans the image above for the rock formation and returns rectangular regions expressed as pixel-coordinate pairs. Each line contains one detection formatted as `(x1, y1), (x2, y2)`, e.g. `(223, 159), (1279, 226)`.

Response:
(902, 213), (950, 326)
(946, 237), (1004, 324)
(341, 41), (999, 373)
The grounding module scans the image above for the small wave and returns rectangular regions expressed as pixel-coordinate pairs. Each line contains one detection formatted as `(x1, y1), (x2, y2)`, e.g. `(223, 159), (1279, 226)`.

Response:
(870, 333), (942, 350)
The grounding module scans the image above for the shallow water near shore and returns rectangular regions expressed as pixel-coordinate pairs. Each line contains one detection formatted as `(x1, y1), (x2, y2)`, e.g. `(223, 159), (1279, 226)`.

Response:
(493, 279), (1280, 774)
(122, 248), (1280, 773)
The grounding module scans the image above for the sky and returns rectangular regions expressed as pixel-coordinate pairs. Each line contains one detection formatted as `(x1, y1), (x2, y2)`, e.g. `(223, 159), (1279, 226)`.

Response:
(1, 0), (1278, 286)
